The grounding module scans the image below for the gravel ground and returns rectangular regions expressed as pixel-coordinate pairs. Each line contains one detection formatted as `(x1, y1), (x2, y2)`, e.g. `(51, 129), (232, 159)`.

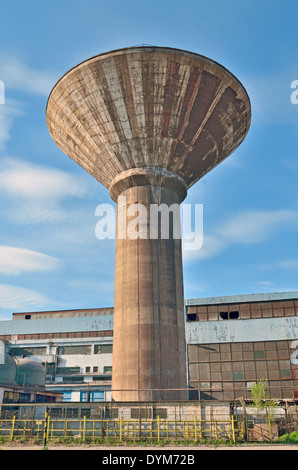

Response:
(1, 443), (297, 450)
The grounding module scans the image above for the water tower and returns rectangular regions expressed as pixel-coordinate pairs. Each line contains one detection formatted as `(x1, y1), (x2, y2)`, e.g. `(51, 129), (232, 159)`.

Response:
(46, 47), (251, 401)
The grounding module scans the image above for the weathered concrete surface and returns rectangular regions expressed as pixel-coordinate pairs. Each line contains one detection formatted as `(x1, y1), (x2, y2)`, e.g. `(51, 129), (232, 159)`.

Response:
(46, 47), (251, 190)
(112, 171), (187, 401)
(186, 317), (298, 344)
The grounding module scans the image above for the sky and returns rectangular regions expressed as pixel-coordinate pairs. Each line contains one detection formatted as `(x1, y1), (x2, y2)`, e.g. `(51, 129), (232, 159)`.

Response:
(0, 0), (298, 320)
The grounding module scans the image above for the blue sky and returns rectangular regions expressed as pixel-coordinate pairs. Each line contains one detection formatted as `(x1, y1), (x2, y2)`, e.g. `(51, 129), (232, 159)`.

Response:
(0, 0), (298, 319)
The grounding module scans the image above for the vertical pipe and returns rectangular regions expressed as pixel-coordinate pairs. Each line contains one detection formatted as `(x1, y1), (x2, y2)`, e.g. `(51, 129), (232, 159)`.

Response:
(83, 415), (86, 442)
(43, 407), (48, 449)
(10, 415), (16, 441)
(231, 415), (236, 443)
(119, 416), (123, 442)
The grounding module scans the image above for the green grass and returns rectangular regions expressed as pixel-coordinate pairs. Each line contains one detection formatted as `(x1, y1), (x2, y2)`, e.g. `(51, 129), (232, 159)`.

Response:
(275, 431), (298, 443)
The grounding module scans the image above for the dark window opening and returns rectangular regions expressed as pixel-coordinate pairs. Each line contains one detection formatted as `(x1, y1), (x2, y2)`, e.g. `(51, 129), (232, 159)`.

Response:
(25, 315), (31, 320)
(187, 314), (197, 322)
(220, 312), (228, 320)
(220, 311), (239, 320)
(229, 311), (239, 319)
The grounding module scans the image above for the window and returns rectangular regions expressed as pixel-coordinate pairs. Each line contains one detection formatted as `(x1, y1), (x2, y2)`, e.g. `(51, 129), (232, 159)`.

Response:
(9, 346), (47, 356)
(80, 391), (104, 402)
(233, 371), (244, 380)
(25, 315), (31, 320)
(131, 408), (152, 419)
(230, 311), (239, 319)
(220, 311), (239, 320)
(104, 366), (112, 373)
(58, 345), (91, 355)
(187, 313), (197, 322)
(56, 367), (80, 375)
(93, 366), (98, 372)
(280, 369), (292, 378)
(63, 391), (72, 402)
(220, 312), (228, 320)
(86, 367), (90, 373)
(63, 376), (84, 383)
(3, 391), (30, 403)
(153, 408), (167, 419)
(254, 350), (265, 359)
(94, 344), (113, 354)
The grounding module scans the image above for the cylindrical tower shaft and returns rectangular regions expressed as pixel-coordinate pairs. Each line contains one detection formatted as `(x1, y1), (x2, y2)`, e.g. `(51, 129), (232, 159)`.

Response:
(110, 168), (187, 400)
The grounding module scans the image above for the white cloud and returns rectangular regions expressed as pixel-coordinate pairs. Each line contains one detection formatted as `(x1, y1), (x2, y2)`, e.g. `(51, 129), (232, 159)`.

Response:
(0, 158), (88, 200)
(0, 56), (58, 96)
(245, 71), (298, 125)
(278, 259), (298, 269)
(182, 234), (225, 262)
(0, 55), (58, 148)
(0, 246), (60, 275)
(0, 99), (23, 149)
(183, 209), (298, 263)
(258, 281), (275, 286)
(218, 209), (298, 244)
(255, 258), (298, 271)
(0, 158), (90, 224)
(0, 283), (50, 312)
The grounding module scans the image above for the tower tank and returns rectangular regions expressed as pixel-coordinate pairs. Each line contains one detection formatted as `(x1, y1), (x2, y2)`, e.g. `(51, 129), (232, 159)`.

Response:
(16, 358), (45, 387)
(0, 354), (17, 385)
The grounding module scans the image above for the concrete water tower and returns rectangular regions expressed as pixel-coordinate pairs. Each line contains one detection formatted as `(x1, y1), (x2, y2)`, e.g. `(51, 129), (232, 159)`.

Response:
(46, 47), (251, 401)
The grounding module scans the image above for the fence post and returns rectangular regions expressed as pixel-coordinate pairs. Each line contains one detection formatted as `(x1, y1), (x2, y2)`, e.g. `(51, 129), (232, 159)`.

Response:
(10, 415), (16, 441)
(43, 407), (49, 449)
(119, 416), (123, 442)
(268, 415), (272, 441)
(83, 415), (86, 442)
(157, 415), (160, 442)
(47, 413), (51, 441)
(194, 415), (197, 442)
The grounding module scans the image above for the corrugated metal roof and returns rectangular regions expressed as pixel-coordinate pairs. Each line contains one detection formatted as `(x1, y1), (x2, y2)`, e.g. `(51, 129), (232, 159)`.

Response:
(0, 315), (113, 335)
(185, 291), (298, 306)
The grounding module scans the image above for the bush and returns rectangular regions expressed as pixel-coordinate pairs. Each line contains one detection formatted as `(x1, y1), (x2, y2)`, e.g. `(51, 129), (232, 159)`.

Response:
(276, 431), (298, 443)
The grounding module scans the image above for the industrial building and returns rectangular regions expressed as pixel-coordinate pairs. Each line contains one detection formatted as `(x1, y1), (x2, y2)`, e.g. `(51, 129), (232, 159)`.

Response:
(0, 340), (62, 405)
(0, 47), (296, 410)
(0, 291), (297, 403)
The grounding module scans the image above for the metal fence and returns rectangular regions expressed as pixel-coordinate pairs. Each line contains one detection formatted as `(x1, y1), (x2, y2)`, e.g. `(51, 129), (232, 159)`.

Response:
(0, 400), (297, 444)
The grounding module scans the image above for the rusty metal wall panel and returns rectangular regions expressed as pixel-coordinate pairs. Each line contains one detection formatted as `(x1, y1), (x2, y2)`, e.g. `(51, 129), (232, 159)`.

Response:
(188, 339), (298, 401)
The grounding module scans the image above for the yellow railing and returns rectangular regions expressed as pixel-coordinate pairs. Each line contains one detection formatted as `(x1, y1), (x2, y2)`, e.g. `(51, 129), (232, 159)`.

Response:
(0, 415), (237, 443)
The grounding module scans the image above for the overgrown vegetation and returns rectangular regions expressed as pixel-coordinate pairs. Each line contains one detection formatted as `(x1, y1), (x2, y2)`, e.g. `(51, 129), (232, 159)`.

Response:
(276, 431), (298, 443)
(250, 379), (278, 412)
